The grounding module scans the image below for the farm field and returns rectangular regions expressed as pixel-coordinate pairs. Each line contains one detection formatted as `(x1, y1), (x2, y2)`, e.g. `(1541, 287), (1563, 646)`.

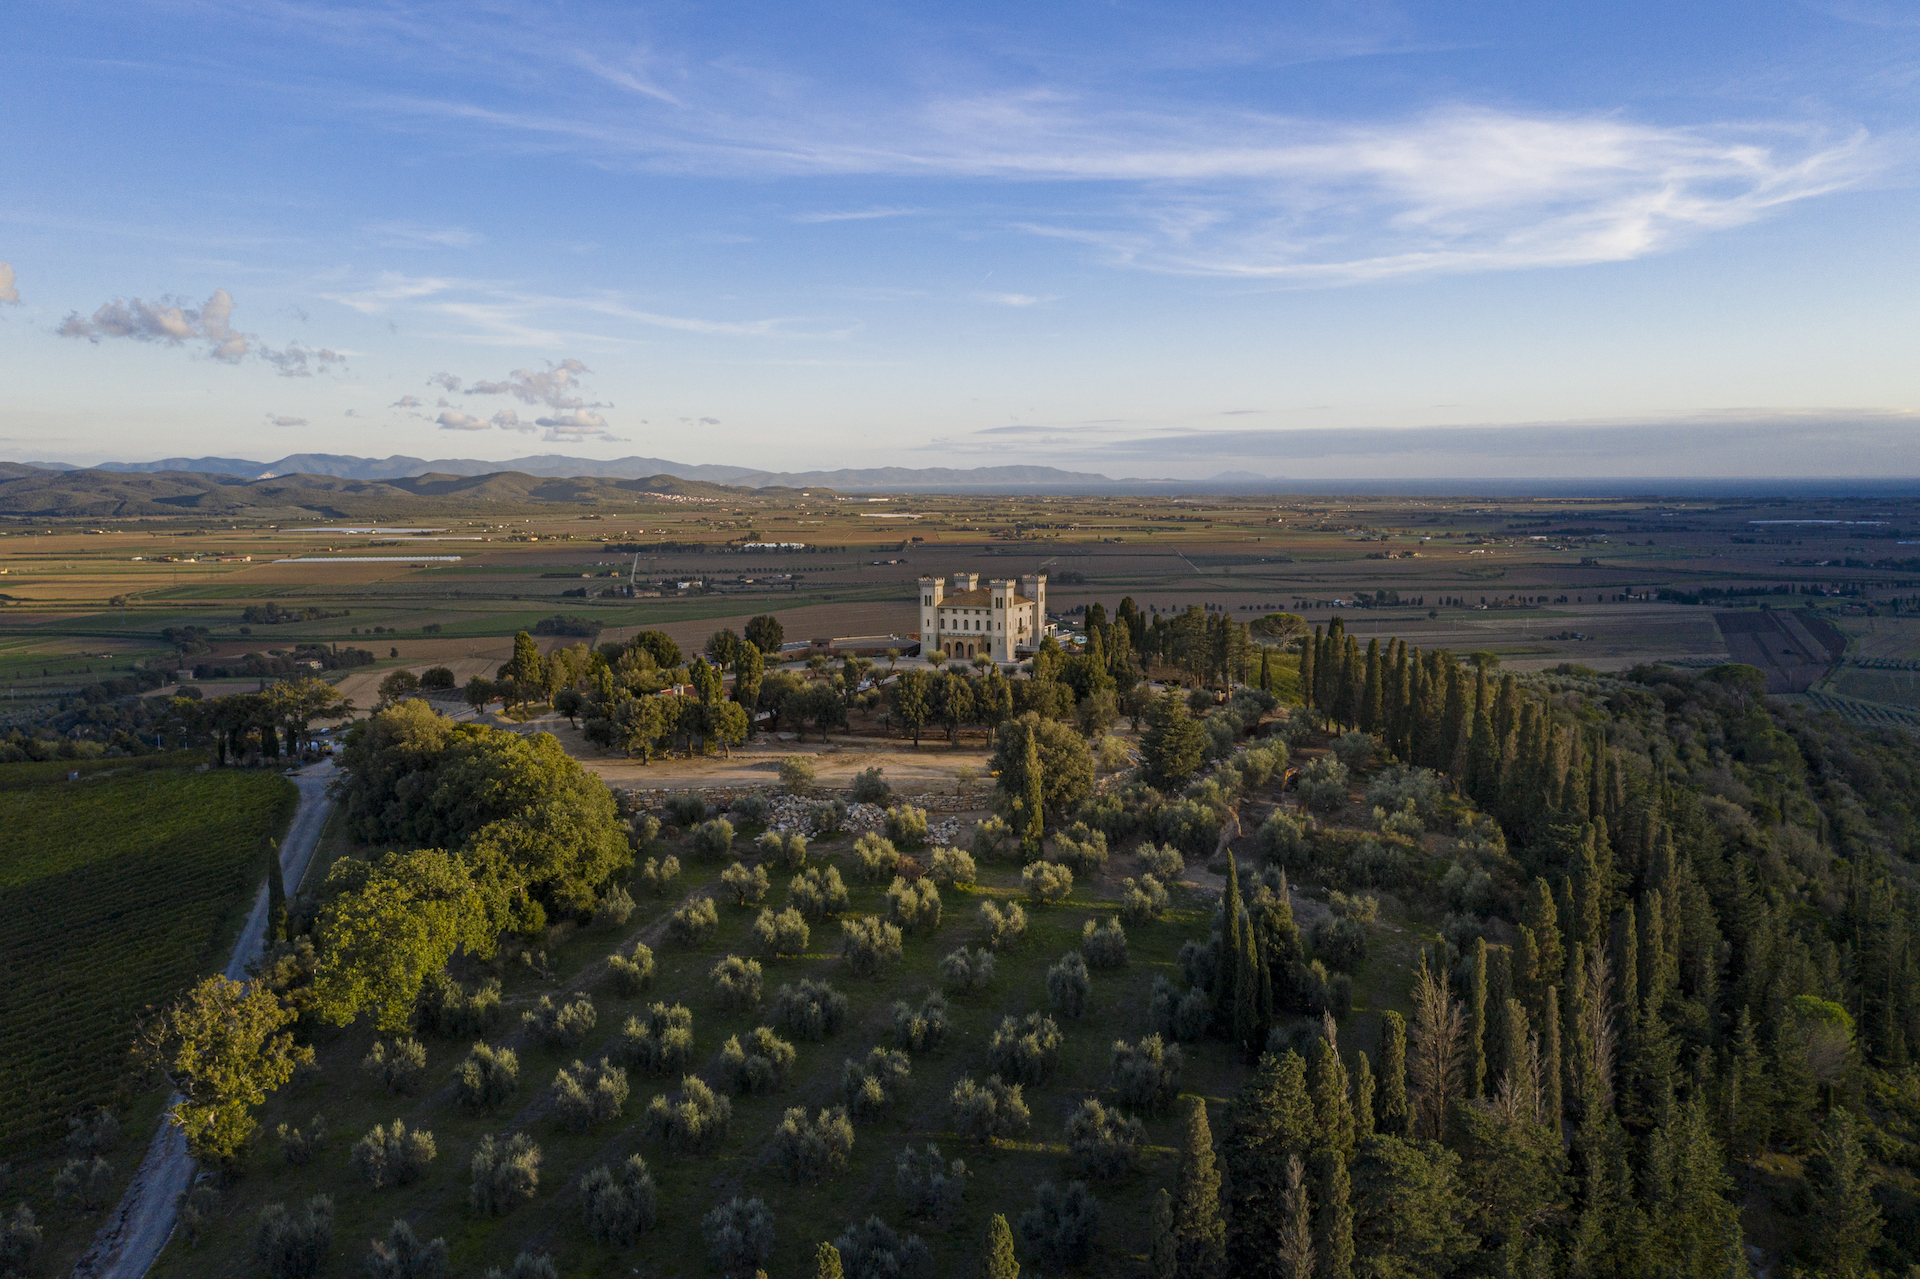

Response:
(138, 749), (1403, 1279)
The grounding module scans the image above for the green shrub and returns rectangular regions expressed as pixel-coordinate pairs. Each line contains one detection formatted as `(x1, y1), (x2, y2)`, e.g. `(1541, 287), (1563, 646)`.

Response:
(1313, 916), (1368, 972)
(1065, 1100), (1143, 1179)
(969, 816), (1017, 863)
(710, 955), (764, 1009)
(481, 1252), (555, 1279)
(1049, 823), (1107, 876)
(360, 1037), (426, 1095)
(757, 830), (808, 870)
(176, 1183), (220, 1248)
(988, 1011), (1063, 1084)
(950, 1075), (1030, 1144)
(939, 946), (996, 994)
(595, 882), (635, 927)
(522, 994), (595, 1047)
(728, 792), (772, 825)
(66, 1110), (120, 1158)
(0, 1205), (40, 1277)
(454, 1043), (519, 1111)
(790, 866), (851, 920)
(810, 797), (849, 836)
(1257, 811), (1310, 867)
(551, 1060), (629, 1132)
(720, 861), (771, 905)
(1048, 952), (1092, 1018)
(718, 1026), (797, 1095)
(1110, 1034), (1183, 1112)
(275, 1114), (326, 1165)
(628, 812), (662, 848)
(1017, 1181), (1100, 1271)
(613, 1003), (696, 1075)
(1332, 730), (1377, 771)
(414, 973), (502, 1039)
(1022, 861), (1073, 906)
(52, 1156), (114, 1210)
(1155, 798), (1222, 858)
(254, 1196), (333, 1279)
(927, 846), (976, 886)
(1082, 916), (1129, 969)
(1138, 842), (1184, 879)
(753, 906), (811, 958)
(842, 1047), (912, 1120)
(579, 1154), (657, 1244)
(469, 1133), (540, 1216)
(849, 766), (892, 804)
(773, 1106), (855, 1182)
(852, 833), (901, 884)
(841, 915), (904, 977)
(895, 1144), (968, 1222)
(663, 793), (708, 828)
(1297, 755), (1351, 813)
(350, 1120), (435, 1189)
(771, 979), (848, 1040)
(702, 1197), (773, 1275)
(668, 895), (720, 945)
(692, 818), (735, 861)
(1120, 874), (1169, 923)
(891, 992), (950, 1053)
(833, 1216), (930, 1279)
(366, 1218), (447, 1279)
(643, 1076), (732, 1154)
(638, 855), (681, 896)
(780, 756), (816, 795)
(978, 900), (1027, 950)
(885, 876), (942, 933)
(609, 941), (656, 995)
(883, 804), (929, 848)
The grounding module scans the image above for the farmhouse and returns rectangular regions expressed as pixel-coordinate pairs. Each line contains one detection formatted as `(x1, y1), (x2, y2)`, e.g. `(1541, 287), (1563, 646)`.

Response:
(917, 571), (1045, 662)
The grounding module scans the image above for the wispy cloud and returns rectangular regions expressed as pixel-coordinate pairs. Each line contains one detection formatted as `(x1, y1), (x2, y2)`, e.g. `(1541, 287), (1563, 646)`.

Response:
(362, 220), (486, 248)
(977, 292), (1054, 307)
(791, 207), (924, 223)
(266, 414), (308, 427)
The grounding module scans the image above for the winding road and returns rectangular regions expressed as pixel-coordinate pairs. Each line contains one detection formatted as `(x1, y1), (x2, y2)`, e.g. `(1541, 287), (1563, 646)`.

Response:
(73, 760), (338, 1279)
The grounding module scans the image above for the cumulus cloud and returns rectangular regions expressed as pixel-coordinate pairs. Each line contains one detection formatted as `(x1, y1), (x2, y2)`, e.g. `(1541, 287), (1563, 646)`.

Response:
(390, 395), (423, 408)
(464, 358), (603, 409)
(491, 409), (533, 432)
(534, 409), (624, 441)
(0, 262), (17, 305)
(426, 371), (461, 391)
(57, 288), (345, 374)
(979, 292), (1052, 306)
(267, 414), (308, 427)
(436, 410), (490, 430)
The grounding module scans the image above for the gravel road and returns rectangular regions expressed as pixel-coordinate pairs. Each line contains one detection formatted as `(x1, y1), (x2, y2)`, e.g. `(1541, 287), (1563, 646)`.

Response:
(73, 760), (338, 1279)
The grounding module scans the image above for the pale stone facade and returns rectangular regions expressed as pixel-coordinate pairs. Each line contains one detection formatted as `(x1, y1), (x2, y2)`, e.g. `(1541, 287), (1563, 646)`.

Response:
(917, 572), (1046, 663)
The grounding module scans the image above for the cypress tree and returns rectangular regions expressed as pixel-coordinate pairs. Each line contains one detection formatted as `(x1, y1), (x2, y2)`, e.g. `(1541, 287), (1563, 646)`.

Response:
(1316, 1147), (1355, 1279)
(1309, 1027), (1354, 1162)
(816, 1241), (846, 1279)
(1298, 634), (1316, 720)
(1149, 1189), (1177, 1279)
(1020, 731), (1044, 855)
(1469, 938), (1488, 1098)
(1353, 1050), (1376, 1139)
(1360, 638), (1384, 737)
(1235, 905), (1263, 1054)
(1277, 1154), (1315, 1279)
(1524, 880), (1563, 1005)
(1378, 1010), (1410, 1137)
(1464, 697), (1497, 805)
(1173, 1097), (1227, 1279)
(1543, 985), (1564, 1135)
(981, 1215), (1020, 1279)
(1440, 660), (1467, 772)
(1216, 856), (1244, 1033)
(1563, 941), (1590, 1124)
(1259, 648), (1273, 694)
(266, 839), (288, 944)
(1727, 1005), (1770, 1159)
(1499, 998), (1536, 1119)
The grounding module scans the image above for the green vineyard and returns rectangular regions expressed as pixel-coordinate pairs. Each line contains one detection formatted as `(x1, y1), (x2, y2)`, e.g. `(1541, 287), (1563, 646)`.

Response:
(0, 767), (296, 1154)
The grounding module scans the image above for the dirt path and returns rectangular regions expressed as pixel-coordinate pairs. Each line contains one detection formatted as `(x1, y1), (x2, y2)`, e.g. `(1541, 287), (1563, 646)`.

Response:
(73, 760), (339, 1279)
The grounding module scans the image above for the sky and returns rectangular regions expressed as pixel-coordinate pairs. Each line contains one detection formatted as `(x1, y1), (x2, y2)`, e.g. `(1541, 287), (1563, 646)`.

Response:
(2, 0), (1918, 480)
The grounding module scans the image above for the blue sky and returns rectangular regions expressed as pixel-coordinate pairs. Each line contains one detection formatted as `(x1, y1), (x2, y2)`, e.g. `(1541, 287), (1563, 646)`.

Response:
(2, 0), (1917, 478)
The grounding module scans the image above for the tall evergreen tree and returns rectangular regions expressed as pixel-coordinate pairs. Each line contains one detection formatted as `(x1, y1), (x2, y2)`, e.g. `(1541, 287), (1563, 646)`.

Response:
(1278, 1154), (1316, 1279)
(1469, 939), (1489, 1099)
(981, 1215), (1020, 1279)
(1316, 1147), (1355, 1279)
(1224, 1051), (1315, 1279)
(1353, 1051), (1376, 1140)
(1020, 731), (1044, 855)
(1379, 1011), (1410, 1137)
(815, 1241), (846, 1279)
(1310, 1023), (1355, 1162)
(1806, 1107), (1883, 1278)
(1174, 1097), (1227, 1279)
(1409, 953), (1465, 1141)
(1149, 1189), (1177, 1279)
(1217, 855), (1245, 1034)
(1361, 638), (1384, 738)
(1543, 986), (1564, 1135)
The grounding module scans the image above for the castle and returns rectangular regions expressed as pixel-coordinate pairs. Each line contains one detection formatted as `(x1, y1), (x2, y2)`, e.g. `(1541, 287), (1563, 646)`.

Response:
(917, 572), (1045, 663)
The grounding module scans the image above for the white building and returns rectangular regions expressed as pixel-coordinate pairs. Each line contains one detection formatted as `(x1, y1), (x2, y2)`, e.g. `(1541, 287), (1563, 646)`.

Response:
(918, 572), (1045, 663)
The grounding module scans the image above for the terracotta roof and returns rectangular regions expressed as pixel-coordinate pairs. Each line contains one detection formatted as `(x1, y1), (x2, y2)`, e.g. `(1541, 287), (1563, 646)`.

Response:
(938, 588), (1030, 607)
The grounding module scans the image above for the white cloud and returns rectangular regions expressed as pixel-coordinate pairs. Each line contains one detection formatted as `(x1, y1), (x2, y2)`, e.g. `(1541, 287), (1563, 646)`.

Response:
(791, 207), (924, 223)
(491, 409), (533, 432)
(533, 409), (625, 442)
(267, 414), (308, 427)
(320, 273), (457, 314)
(57, 288), (345, 374)
(0, 262), (17, 305)
(390, 395), (423, 408)
(426, 371), (462, 391)
(979, 292), (1053, 306)
(435, 410), (490, 430)
(464, 358), (601, 409)
(261, 342), (347, 377)
(363, 220), (486, 248)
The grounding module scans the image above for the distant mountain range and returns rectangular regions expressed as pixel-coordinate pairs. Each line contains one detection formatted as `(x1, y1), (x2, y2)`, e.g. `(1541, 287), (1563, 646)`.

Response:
(21, 453), (1125, 491)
